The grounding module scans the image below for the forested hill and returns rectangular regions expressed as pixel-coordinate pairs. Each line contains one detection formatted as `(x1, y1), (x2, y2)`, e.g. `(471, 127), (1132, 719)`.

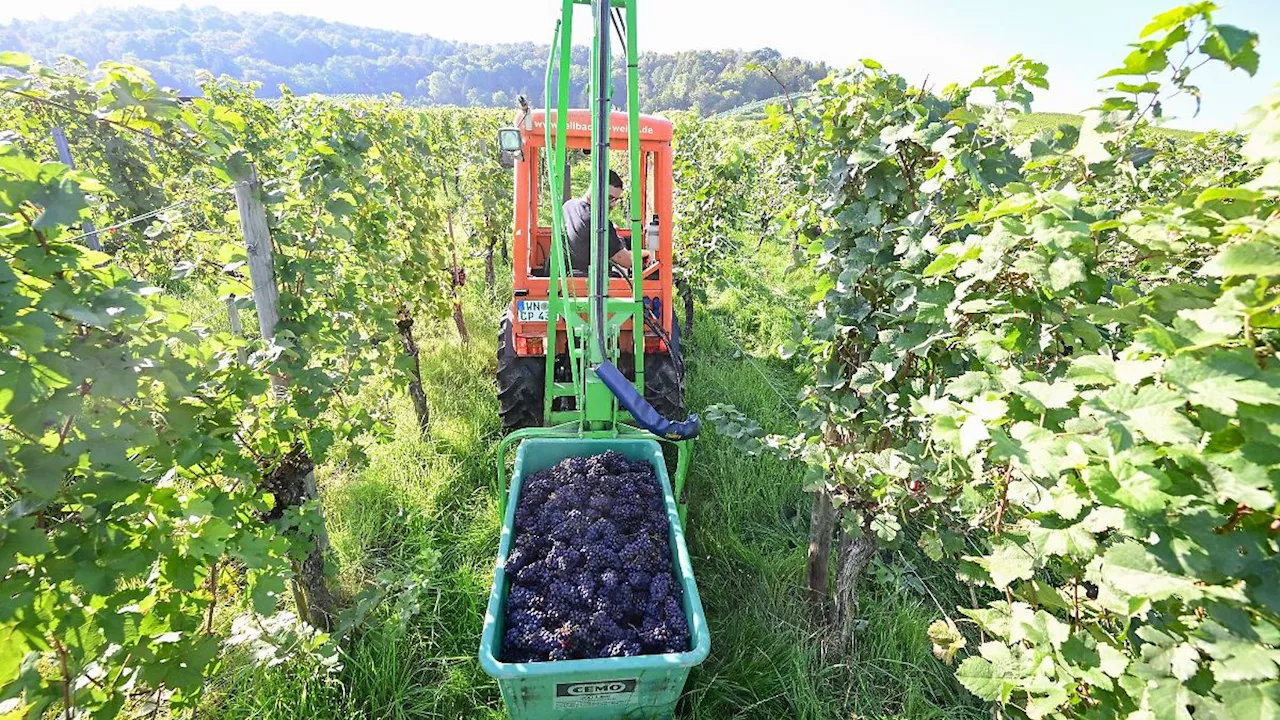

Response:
(0, 6), (830, 114)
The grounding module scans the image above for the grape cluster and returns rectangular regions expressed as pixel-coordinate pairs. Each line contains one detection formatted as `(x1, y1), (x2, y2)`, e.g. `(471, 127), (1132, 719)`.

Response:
(501, 451), (691, 662)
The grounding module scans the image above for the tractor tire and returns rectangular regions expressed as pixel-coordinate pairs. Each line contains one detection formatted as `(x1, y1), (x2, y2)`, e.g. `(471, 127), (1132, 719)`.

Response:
(497, 310), (545, 433)
(645, 317), (685, 419)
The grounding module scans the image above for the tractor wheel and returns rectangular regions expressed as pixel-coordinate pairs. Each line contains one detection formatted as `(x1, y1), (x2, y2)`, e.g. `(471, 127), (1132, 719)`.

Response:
(497, 309), (545, 433)
(645, 317), (685, 419)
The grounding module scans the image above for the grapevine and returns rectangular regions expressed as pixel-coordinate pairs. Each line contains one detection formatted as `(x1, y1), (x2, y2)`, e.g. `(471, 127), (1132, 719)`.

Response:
(0, 52), (454, 717)
(709, 4), (1278, 718)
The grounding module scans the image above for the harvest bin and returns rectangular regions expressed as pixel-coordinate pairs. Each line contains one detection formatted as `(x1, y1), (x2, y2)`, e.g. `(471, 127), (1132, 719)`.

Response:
(480, 438), (711, 720)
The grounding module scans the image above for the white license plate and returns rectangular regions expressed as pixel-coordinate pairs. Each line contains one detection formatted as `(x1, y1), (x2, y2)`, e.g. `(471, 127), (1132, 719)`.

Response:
(517, 300), (549, 322)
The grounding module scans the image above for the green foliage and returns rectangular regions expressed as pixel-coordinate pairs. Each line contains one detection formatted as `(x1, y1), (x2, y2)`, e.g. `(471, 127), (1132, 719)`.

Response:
(1, 54), (453, 717)
(418, 106), (512, 294)
(710, 4), (1279, 718)
(0, 117), (286, 720)
(671, 114), (753, 295)
(439, 109), (512, 263)
(671, 114), (795, 316)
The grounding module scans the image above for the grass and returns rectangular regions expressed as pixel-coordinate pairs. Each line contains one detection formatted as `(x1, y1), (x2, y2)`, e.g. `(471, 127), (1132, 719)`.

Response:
(198, 241), (990, 719)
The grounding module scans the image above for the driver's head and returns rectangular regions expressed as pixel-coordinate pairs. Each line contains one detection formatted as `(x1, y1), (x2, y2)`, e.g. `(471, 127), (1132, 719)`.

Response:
(608, 170), (624, 207)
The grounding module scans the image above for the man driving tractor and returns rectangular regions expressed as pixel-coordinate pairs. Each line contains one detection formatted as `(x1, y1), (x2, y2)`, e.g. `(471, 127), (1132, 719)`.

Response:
(562, 169), (651, 273)
(496, 108), (686, 433)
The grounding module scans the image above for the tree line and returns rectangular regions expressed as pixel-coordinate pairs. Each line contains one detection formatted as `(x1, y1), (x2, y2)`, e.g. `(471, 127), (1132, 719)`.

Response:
(0, 6), (829, 114)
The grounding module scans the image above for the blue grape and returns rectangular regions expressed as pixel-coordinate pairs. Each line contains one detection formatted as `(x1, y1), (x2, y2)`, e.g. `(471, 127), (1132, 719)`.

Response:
(602, 639), (643, 657)
(498, 451), (690, 662)
(648, 572), (674, 603)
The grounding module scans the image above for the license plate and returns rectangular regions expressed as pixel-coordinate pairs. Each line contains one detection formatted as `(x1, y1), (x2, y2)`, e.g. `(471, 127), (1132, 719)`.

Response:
(516, 300), (549, 322)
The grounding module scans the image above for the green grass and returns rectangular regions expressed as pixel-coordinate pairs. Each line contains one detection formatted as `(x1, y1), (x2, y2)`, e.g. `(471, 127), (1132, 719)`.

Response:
(198, 244), (989, 719)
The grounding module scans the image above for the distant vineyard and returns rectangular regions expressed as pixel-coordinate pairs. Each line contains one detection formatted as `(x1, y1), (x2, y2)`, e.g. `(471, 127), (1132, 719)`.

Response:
(1012, 110), (1203, 140)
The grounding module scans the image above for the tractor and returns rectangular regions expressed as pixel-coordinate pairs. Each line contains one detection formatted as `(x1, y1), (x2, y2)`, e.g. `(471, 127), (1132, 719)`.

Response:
(496, 108), (686, 431)
(491, 0), (700, 517)
(480, 5), (709, 717)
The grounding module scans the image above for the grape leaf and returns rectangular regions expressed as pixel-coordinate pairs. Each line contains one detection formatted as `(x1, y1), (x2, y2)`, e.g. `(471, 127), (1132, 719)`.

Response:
(1217, 681), (1280, 720)
(1201, 25), (1260, 76)
(1194, 620), (1280, 682)
(1166, 350), (1280, 415)
(981, 543), (1036, 590)
(1095, 386), (1201, 446)
(956, 644), (1024, 703)
(1200, 238), (1280, 278)
(1090, 541), (1204, 613)
(1026, 522), (1098, 560)
(1048, 256), (1086, 291)
(1139, 5), (1210, 38)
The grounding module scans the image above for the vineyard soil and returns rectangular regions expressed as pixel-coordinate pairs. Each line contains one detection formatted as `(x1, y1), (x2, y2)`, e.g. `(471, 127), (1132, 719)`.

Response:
(196, 241), (986, 720)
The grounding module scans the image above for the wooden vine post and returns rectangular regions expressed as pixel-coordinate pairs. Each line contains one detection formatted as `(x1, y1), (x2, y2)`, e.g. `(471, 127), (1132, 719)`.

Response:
(233, 165), (284, 391)
(806, 425), (840, 618)
(50, 126), (101, 251)
(806, 485), (834, 612)
(225, 297), (248, 364)
(233, 163), (337, 629)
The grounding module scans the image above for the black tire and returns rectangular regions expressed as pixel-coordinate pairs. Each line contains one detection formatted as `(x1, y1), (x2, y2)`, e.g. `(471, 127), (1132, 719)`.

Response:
(497, 309), (545, 432)
(645, 316), (685, 419)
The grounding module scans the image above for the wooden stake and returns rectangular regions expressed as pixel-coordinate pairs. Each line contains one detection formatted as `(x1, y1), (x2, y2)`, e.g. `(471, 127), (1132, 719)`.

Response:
(226, 297), (248, 364)
(232, 164), (335, 629)
(51, 126), (101, 251)
(232, 164), (286, 395)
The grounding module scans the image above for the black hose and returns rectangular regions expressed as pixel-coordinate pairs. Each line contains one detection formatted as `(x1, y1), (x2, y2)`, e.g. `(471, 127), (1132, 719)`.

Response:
(609, 261), (684, 376)
(610, 8), (627, 56)
(642, 307), (685, 377)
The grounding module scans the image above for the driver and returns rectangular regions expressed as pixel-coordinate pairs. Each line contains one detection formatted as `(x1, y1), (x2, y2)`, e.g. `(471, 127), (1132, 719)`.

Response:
(562, 170), (650, 273)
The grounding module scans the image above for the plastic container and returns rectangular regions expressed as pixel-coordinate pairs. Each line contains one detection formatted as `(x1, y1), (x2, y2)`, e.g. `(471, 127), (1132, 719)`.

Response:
(479, 437), (710, 720)
(645, 214), (660, 253)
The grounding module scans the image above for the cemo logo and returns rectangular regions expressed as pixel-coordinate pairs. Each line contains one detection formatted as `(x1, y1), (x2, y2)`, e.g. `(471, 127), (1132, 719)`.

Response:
(566, 682), (627, 696)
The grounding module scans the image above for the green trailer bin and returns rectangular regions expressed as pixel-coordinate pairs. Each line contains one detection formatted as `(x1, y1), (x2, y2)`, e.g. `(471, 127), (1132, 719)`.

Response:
(480, 437), (710, 719)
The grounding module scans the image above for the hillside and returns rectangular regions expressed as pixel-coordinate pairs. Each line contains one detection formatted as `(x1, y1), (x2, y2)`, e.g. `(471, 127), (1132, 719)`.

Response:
(0, 6), (829, 114)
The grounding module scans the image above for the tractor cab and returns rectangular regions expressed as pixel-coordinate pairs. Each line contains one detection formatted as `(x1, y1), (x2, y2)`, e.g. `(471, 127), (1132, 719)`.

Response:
(505, 108), (675, 348)
(496, 108), (685, 432)
(506, 108), (672, 282)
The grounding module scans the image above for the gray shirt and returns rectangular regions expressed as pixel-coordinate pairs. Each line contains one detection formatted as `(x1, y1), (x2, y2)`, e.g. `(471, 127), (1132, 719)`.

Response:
(562, 197), (623, 272)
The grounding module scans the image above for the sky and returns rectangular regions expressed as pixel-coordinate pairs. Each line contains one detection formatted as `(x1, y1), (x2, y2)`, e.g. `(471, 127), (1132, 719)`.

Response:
(3, 0), (1279, 129)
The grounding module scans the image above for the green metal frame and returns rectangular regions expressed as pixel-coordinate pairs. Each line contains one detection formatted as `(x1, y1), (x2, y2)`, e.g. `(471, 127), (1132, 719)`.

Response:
(541, 0), (646, 431)
(497, 0), (692, 522)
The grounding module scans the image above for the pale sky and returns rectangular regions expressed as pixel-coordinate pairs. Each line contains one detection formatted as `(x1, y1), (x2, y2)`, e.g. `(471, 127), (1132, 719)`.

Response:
(3, 0), (1279, 129)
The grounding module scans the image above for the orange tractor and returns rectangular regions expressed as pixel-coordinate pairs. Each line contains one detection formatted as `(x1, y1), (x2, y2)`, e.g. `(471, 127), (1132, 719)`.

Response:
(496, 108), (686, 433)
